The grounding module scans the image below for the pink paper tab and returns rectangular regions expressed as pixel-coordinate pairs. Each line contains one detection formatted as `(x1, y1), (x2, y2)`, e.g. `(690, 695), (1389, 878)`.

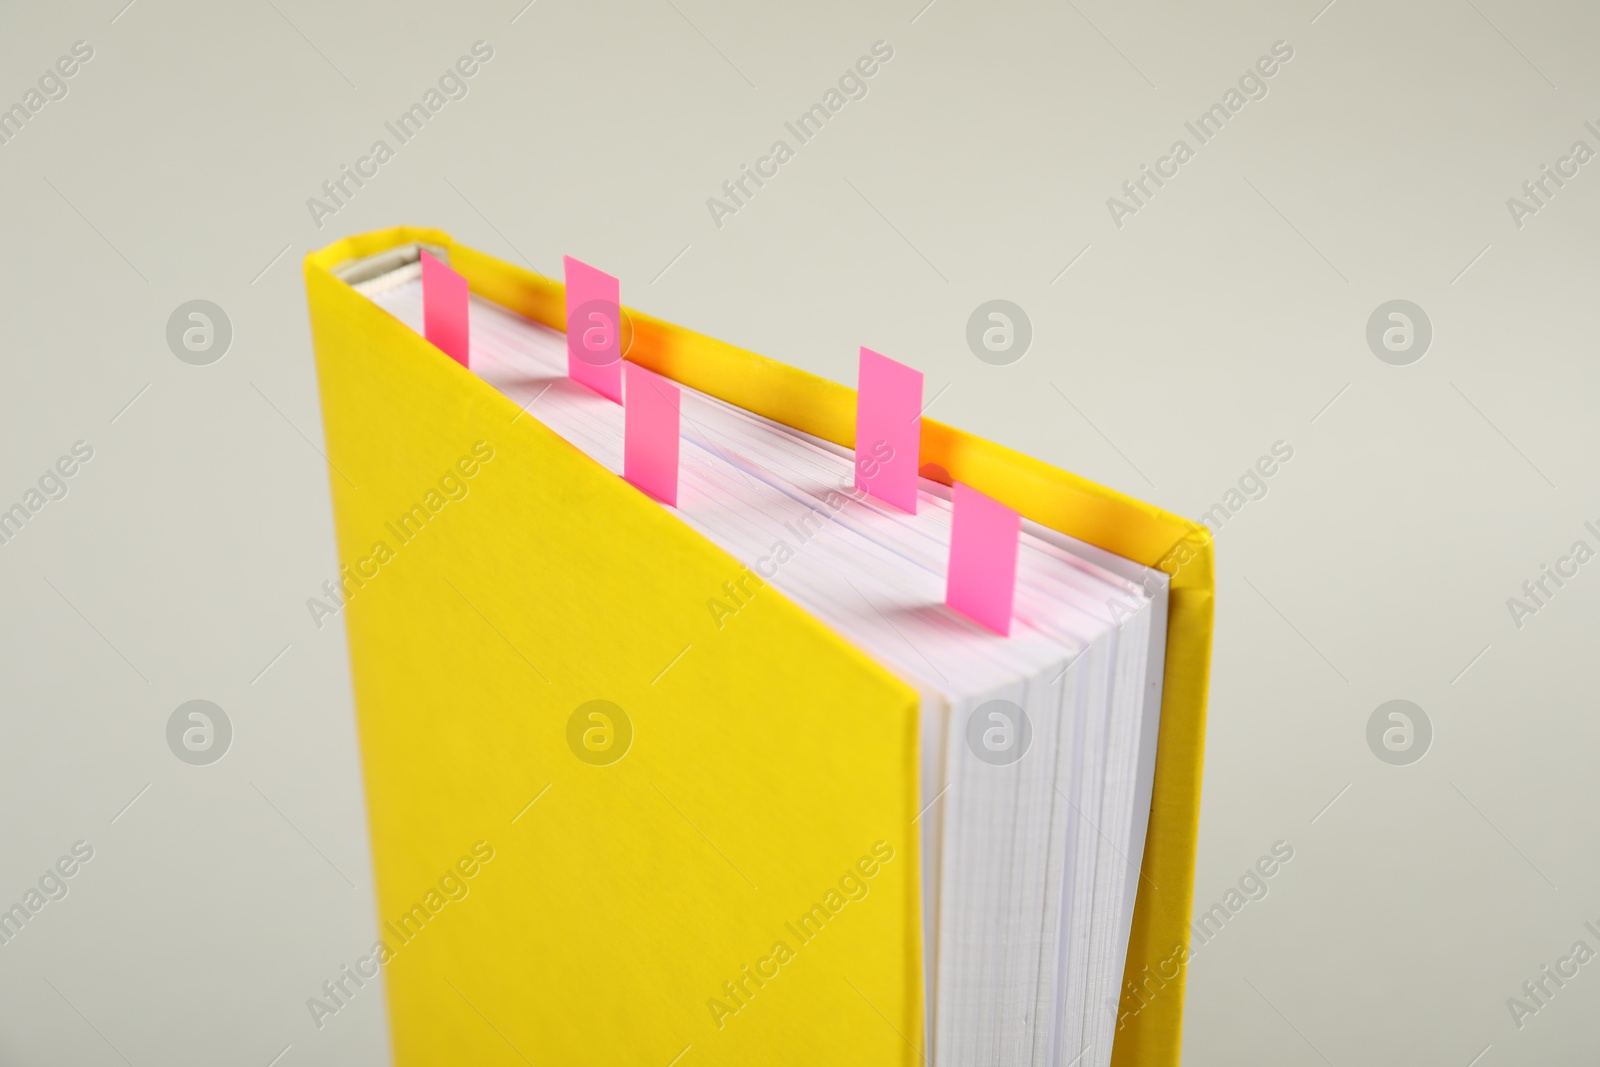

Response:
(946, 482), (1020, 636)
(624, 362), (681, 507)
(854, 347), (922, 513)
(564, 255), (622, 403)
(420, 250), (469, 367)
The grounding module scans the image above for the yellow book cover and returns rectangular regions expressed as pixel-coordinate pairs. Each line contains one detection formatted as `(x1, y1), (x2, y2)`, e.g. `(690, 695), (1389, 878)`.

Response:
(303, 226), (1213, 1066)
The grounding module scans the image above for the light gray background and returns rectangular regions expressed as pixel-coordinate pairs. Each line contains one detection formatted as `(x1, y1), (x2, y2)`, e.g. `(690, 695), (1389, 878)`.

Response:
(2, 0), (1596, 1064)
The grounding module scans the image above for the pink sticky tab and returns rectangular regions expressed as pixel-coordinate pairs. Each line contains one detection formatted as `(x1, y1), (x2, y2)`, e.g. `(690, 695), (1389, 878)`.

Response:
(854, 347), (922, 513)
(564, 255), (622, 403)
(946, 482), (1021, 636)
(624, 362), (681, 507)
(420, 250), (469, 367)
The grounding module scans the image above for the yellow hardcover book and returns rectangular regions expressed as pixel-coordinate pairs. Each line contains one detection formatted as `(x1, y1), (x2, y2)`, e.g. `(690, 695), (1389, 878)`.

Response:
(303, 226), (1213, 1067)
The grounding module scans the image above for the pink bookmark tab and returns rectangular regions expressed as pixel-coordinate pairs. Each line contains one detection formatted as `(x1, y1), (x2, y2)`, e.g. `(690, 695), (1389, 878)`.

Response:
(564, 255), (622, 403)
(420, 250), (469, 367)
(854, 347), (922, 513)
(946, 482), (1020, 637)
(624, 362), (680, 507)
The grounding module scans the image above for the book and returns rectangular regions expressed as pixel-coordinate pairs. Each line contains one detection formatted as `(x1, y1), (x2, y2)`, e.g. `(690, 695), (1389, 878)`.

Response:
(303, 226), (1214, 1067)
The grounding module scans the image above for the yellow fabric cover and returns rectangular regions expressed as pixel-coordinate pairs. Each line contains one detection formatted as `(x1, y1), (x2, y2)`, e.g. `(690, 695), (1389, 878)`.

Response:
(304, 226), (1213, 1066)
